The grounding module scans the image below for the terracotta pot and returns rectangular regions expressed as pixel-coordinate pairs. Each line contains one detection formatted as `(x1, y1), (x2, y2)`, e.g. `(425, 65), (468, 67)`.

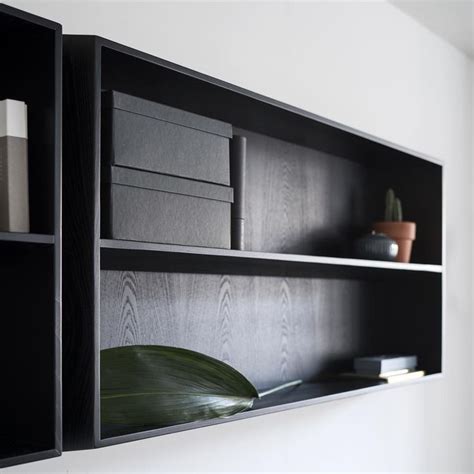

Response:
(372, 222), (416, 263)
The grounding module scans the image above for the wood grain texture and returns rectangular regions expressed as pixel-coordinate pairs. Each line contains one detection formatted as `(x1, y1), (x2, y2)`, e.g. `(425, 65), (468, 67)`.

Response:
(101, 271), (372, 387)
(101, 270), (442, 390)
(237, 127), (442, 264)
(238, 128), (371, 256)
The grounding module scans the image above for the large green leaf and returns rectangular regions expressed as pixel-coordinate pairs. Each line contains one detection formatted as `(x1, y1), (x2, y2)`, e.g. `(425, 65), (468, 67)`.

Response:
(101, 345), (300, 433)
(101, 345), (258, 430)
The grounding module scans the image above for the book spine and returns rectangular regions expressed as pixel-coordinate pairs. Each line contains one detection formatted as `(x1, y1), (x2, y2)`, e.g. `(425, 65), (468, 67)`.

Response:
(0, 100), (29, 233)
(230, 135), (246, 250)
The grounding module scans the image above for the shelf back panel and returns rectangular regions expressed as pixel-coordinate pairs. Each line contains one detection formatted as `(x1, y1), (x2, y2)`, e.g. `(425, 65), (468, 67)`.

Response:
(240, 128), (441, 263)
(100, 270), (441, 386)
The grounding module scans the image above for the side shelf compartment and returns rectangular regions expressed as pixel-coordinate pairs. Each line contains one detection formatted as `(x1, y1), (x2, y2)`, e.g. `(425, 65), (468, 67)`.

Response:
(0, 4), (62, 469)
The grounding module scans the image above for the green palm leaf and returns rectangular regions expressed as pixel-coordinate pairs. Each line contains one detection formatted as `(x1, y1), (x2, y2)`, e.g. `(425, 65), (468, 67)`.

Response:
(101, 345), (300, 432)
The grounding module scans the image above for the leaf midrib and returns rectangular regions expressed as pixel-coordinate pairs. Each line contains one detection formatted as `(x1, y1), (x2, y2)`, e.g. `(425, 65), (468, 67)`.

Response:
(102, 391), (254, 401)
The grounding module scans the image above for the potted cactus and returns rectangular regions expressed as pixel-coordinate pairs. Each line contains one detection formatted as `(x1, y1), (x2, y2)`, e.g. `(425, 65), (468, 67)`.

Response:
(373, 189), (416, 263)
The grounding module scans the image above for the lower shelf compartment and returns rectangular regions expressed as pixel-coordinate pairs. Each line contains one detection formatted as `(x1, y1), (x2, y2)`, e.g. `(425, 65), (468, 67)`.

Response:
(98, 263), (442, 448)
(99, 375), (440, 446)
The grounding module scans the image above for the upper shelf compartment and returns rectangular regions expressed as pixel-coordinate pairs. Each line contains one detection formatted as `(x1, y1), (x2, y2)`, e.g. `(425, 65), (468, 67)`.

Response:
(99, 40), (442, 266)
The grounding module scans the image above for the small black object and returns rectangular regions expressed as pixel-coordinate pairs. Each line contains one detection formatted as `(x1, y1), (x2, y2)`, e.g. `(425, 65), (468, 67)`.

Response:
(354, 231), (398, 261)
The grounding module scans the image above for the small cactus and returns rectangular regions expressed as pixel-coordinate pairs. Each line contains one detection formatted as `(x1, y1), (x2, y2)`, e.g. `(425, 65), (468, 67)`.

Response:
(384, 189), (403, 222)
(393, 197), (403, 221)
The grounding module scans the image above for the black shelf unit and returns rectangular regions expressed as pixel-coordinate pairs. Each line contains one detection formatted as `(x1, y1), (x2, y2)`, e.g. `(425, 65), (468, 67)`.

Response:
(63, 35), (443, 450)
(0, 4), (61, 469)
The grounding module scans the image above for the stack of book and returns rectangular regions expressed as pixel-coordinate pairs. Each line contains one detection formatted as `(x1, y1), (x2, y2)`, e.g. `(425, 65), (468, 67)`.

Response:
(342, 355), (425, 384)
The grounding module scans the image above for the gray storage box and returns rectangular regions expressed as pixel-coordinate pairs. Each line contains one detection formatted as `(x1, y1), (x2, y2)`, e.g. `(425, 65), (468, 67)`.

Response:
(102, 91), (232, 186)
(103, 166), (233, 248)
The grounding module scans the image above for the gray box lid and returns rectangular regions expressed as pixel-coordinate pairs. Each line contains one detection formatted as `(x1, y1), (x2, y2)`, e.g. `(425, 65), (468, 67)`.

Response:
(107, 166), (234, 203)
(102, 90), (232, 139)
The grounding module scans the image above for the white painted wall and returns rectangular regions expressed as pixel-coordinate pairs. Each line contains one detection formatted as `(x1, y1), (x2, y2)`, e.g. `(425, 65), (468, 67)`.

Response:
(5, 1), (473, 472)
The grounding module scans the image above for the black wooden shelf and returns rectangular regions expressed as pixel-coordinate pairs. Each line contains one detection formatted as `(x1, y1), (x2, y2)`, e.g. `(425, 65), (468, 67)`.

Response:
(101, 239), (443, 276)
(0, 232), (55, 245)
(0, 4), (62, 469)
(99, 375), (440, 446)
(0, 5), (444, 468)
(62, 34), (444, 452)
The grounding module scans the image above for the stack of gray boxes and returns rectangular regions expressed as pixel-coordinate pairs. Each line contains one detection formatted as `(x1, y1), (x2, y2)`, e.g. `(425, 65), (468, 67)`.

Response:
(101, 91), (234, 249)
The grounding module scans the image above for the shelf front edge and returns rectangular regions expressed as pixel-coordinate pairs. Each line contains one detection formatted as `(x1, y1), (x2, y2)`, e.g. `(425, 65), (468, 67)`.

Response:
(100, 239), (442, 274)
(97, 373), (442, 448)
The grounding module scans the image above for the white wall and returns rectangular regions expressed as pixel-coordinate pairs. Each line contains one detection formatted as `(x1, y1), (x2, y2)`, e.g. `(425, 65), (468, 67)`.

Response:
(6, 1), (473, 472)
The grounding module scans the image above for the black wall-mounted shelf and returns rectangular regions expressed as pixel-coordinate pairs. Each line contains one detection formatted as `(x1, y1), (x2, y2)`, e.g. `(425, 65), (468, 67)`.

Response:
(0, 4), (62, 469)
(62, 35), (443, 451)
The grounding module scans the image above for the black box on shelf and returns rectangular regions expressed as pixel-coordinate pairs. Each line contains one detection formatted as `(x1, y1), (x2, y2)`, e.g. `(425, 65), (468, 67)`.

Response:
(102, 166), (233, 248)
(102, 90), (233, 186)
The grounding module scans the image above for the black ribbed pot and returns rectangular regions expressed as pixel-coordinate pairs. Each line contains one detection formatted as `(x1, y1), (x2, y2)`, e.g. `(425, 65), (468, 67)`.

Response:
(354, 231), (398, 261)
